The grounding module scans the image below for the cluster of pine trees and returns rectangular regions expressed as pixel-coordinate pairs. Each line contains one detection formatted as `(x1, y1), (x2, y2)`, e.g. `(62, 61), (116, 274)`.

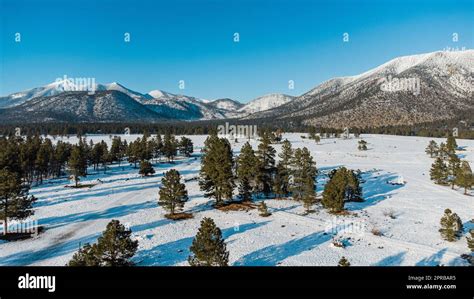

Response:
(428, 135), (473, 195)
(198, 132), (319, 212)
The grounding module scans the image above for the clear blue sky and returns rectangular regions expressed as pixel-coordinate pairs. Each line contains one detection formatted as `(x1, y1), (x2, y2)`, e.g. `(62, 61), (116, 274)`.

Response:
(1, 0), (473, 102)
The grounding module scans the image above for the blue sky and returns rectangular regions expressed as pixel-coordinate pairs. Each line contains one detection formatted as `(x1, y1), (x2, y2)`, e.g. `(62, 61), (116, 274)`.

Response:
(0, 0), (473, 102)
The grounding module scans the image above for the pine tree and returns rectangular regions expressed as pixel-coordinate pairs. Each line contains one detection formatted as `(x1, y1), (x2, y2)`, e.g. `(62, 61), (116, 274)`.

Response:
(290, 148), (317, 212)
(322, 168), (348, 213)
(236, 142), (258, 202)
(438, 142), (449, 160)
(68, 243), (100, 266)
(199, 134), (235, 206)
(162, 132), (178, 162)
(256, 133), (276, 197)
(68, 145), (87, 187)
(139, 160), (155, 177)
(188, 217), (229, 266)
(430, 157), (448, 185)
(467, 230), (474, 252)
(446, 134), (458, 154)
(338, 256), (350, 267)
(439, 209), (463, 242)
(425, 140), (439, 158)
(273, 139), (293, 198)
(0, 169), (36, 235)
(178, 137), (194, 157)
(158, 169), (188, 216)
(358, 140), (368, 151)
(455, 161), (473, 195)
(258, 201), (271, 217)
(447, 154), (461, 189)
(68, 220), (138, 266)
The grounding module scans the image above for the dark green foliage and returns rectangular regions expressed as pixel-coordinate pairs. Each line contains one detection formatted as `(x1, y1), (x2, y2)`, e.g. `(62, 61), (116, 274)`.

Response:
(258, 201), (271, 217)
(430, 157), (448, 185)
(158, 169), (188, 215)
(467, 230), (474, 252)
(0, 169), (36, 234)
(358, 140), (368, 151)
(446, 134), (458, 154)
(236, 142), (258, 201)
(439, 209), (463, 242)
(256, 133), (276, 197)
(290, 147), (317, 212)
(425, 140), (439, 158)
(273, 139), (293, 198)
(68, 220), (138, 266)
(139, 160), (155, 176)
(338, 256), (350, 267)
(455, 161), (473, 195)
(162, 132), (178, 162)
(322, 167), (362, 213)
(68, 145), (88, 187)
(178, 137), (194, 157)
(188, 217), (229, 266)
(199, 134), (235, 206)
(447, 154), (461, 189)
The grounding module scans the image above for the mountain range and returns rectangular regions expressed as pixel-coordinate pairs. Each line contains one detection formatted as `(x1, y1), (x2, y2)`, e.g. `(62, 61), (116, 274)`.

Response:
(0, 50), (472, 127)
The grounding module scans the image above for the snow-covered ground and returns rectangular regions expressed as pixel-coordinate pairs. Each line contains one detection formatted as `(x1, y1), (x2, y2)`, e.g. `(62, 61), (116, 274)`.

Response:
(0, 134), (473, 266)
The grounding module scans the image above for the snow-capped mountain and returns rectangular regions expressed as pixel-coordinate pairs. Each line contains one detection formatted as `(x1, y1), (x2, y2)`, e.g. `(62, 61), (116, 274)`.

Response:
(238, 93), (294, 115)
(0, 90), (166, 123)
(247, 50), (474, 128)
(0, 80), (150, 108)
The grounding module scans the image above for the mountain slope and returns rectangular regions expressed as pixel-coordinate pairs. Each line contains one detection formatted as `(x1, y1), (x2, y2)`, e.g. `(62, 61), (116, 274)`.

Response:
(0, 90), (166, 123)
(239, 93), (294, 115)
(246, 50), (474, 128)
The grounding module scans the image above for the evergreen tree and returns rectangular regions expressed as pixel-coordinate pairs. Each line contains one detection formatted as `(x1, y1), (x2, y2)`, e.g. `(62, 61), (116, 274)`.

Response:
(68, 243), (100, 266)
(0, 169), (36, 234)
(358, 140), (368, 151)
(256, 133), (276, 197)
(455, 161), (473, 195)
(425, 140), (439, 158)
(290, 148), (317, 212)
(430, 157), (448, 185)
(314, 135), (321, 144)
(236, 142), (258, 201)
(158, 169), (188, 216)
(438, 142), (449, 160)
(139, 160), (155, 177)
(162, 132), (178, 162)
(188, 217), (229, 266)
(338, 256), (350, 267)
(273, 139), (293, 198)
(439, 209), (463, 242)
(258, 201), (271, 217)
(467, 230), (474, 252)
(68, 220), (138, 266)
(199, 134), (235, 206)
(446, 134), (458, 154)
(68, 145), (87, 187)
(178, 137), (194, 157)
(447, 154), (461, 189)
(322, 168), (348, 213)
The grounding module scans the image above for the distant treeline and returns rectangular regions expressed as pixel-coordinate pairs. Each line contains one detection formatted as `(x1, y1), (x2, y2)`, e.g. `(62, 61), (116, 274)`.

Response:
(0, 115), (473, 139)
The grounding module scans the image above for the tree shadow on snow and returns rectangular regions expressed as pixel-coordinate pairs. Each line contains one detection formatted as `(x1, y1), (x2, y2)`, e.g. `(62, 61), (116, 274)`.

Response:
(134, 221), (269, 266)
(345, 171), (404, 211)
(416, 248), (447, 266)
(373, 251), (406, 266)
(0, 233), (100, 266)
(233, 231), (332, 266)
(39, 201), (157, 229)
